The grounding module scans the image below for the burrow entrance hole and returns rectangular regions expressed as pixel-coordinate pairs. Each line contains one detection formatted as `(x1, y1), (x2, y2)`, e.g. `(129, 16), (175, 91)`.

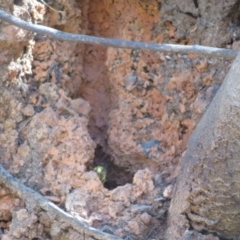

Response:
(88, 145), (134, 190)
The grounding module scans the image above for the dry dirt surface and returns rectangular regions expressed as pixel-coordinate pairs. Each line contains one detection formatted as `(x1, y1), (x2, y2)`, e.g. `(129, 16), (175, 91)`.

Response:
(0, 0), (239, 239)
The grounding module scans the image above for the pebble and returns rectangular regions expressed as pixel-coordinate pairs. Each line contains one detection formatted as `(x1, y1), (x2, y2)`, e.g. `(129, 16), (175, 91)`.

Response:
(140, 212), (152, 225)
(163, 184), (174, 199)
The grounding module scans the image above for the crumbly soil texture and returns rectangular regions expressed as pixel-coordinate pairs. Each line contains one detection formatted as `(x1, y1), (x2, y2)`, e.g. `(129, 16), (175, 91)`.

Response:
(0, 0), (239, 239)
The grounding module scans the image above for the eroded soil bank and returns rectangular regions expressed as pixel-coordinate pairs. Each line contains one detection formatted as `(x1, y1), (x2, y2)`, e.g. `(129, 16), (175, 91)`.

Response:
(0, 0), (238, 239)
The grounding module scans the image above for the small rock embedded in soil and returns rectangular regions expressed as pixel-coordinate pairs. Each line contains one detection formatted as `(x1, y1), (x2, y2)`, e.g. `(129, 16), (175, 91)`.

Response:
(140, 212), (152, 225)
(124, 72), (138, 91)
(163, 184), (174, 199)
(22, 105), (35, 117)
(127, 220), (140, 235)
(130, 204), (152, 214)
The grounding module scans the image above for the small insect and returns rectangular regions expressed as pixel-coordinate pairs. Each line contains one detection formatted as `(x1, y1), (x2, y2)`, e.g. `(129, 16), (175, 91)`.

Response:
(94, 166), (107, 184)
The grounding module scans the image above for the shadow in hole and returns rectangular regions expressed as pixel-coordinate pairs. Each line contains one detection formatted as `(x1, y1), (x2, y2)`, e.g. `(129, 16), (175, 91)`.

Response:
(90, 145), (134, 190)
